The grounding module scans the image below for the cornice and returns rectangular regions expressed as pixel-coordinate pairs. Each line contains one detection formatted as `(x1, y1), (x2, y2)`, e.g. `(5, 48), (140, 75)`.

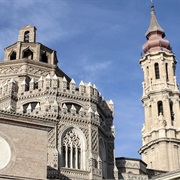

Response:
(0, 59), (57, 69)
(58, 91), (95, 103)
(60, 167), (89, 179)
(60, 113), (100, 126)
(140, 51), (175, 64)
(139, 137), (180, 153)
(0, 174), (44, 180)
(153, 169), (180, 180)
(0, 94), (18, 101)
(0, 109), (57, 131)
(141, 89), (180, 101)
(18, 91), (46, 100)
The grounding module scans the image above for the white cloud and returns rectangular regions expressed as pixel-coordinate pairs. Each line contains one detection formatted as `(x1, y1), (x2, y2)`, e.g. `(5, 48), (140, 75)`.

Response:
(83, 60), (112, 73)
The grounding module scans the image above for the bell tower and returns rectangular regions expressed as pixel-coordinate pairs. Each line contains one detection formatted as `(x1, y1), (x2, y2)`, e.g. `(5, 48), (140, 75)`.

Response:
(139, 3), (180, 171)
(18, 25), (36, 43)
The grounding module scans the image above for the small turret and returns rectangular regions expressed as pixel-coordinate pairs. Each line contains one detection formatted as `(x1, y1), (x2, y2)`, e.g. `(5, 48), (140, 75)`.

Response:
(34, 103), (40, 115)
(87, 82), (93, 95)
(52, 100), (58, 116)
(52, 74), (58, 91)
(70, 105), (76, 115)
(70, 79), (76, 92)
(79, 107), (85, 116)
(21, 79), (27, 92)
(62, 77), (67, 90)
(44, 100), (50, 112)
(8, 78), (16, 94)
(79, 81), (85, 94)
(62, 103), (68, 113)
(93, 84), (98, 97)
(29, 78), (34, 91)
(45, 74), (51, 90)
(38, 76), (43, 89)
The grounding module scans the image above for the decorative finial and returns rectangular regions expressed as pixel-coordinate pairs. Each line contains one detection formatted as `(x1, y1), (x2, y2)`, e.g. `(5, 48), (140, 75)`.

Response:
(150, 0), (155, 13)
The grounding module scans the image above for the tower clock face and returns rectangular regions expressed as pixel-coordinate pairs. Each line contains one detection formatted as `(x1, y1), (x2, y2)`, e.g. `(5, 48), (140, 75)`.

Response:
(0, 137), (11, 170)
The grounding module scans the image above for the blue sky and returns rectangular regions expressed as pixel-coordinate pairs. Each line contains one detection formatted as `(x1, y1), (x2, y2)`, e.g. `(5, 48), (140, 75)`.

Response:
(0, 0), (180, 159)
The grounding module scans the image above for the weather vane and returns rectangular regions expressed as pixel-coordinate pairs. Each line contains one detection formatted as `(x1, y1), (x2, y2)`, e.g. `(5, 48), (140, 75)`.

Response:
(150, 0), (153, 5)
(150, 0), (154, 12)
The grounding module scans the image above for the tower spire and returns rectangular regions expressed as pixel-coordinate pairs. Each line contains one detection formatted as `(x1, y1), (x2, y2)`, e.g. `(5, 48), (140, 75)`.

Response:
(145, 1), (165, 37)
(142, 2), (171, 53)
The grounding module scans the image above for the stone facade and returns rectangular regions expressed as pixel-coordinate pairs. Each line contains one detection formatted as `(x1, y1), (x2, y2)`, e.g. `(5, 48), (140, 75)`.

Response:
(0, 25), (117, 180)
(0, 111), (55, 179)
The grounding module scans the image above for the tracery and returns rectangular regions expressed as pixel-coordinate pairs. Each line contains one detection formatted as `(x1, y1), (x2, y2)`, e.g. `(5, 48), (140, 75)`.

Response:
(62, 129), (81, 169)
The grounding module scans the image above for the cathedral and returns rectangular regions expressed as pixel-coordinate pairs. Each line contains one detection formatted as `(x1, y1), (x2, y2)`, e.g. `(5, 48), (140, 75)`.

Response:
(0, 2), (180, 180)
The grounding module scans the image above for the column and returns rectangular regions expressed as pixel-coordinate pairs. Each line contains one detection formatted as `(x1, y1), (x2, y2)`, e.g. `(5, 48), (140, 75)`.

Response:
(174, 99), (180, 127)
(75, 147), (78, 169)
(65, 146), (68, 168)
(70, 144), (73, 168)
(163, 98), (171, 126)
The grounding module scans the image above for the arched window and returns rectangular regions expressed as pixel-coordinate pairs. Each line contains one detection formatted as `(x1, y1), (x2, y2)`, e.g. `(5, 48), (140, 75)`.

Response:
(41, 52), (48, 63)
(149, 105), (152, 118)
(62, 129), (81, 169)
(170, 102), (174, 125)
(23, 102), (39, 113)
(10, 51), (16, 60)
(166, 63), (169, 81)
(146, 66), (149, 85)
(154, 63), (160, 79)
(24, 31), (30, 42)
(63, 103), (82, 113)
(157, 101), (163, 115)
(23, 49), (33, 59)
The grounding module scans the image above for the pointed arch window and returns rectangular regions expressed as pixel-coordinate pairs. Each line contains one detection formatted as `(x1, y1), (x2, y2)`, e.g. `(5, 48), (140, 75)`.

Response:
(157, 101), (163, 115)
(10, 51), (16, 60)
(41, 52), (48, 63)
(24, 31), (30, 42)
(154, 63), (160, 79)
(62, 129), (81, 169)
(23, 49), (33, 59)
